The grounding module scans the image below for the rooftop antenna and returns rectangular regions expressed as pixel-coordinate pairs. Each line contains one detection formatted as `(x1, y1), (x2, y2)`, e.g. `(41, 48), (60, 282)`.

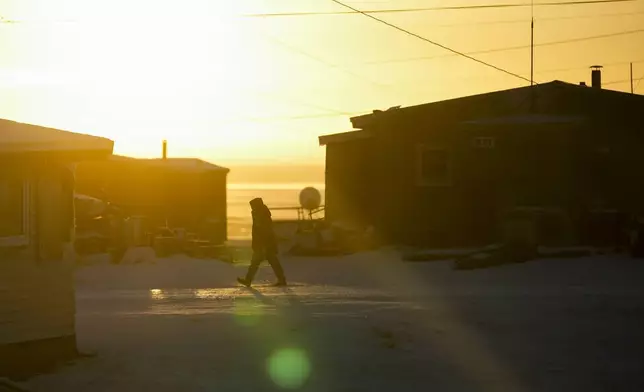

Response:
(529, 0), (535, 112)
(530, 0), (534, 87)
(630, 62), (634, 94)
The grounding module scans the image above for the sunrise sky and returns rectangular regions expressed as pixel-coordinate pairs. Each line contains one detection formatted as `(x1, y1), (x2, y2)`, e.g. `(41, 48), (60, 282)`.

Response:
(0, 0), (643, 165)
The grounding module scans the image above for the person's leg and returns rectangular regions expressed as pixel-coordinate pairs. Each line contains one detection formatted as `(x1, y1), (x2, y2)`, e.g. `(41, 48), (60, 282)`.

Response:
(266, 253), (287, 285)
(243, 251), (264, 283)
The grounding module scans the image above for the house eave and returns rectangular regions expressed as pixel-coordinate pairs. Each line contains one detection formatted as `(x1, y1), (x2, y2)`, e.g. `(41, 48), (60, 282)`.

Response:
(318, 130), (374, 146)
(461, 114), (588, 126)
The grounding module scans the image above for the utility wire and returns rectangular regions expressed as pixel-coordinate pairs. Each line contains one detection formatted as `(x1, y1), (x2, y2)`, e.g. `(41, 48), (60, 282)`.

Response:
(328, 0), (533, 84)
(535, 59), (644, 74)
(603, 77), (644, 85)
(255, 91), (353, 117)
(365, 28), (644, 65)
(244, 0), (635, 17)
(2, 1), (639, 24)
(410, 9), (644, 28)
(261, 32), (404, 97)
(246, 111), (367, 122)
(634, 72), (644, 91)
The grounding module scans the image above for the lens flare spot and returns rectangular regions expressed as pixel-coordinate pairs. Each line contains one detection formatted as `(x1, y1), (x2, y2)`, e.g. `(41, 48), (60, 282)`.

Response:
(233, 298), (263, 326)
(267, 348), (311, 389)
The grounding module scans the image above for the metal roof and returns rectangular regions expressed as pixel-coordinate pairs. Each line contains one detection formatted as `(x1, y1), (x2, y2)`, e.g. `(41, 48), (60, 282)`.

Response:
(110, 155), (229, 173)
(0, 118), (113, 154)
(318, 130), (373, 146)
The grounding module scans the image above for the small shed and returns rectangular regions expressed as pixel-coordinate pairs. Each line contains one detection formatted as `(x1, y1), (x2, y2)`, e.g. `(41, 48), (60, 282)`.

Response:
(75, 156), (229, 244)
(0, 119), (113, 377)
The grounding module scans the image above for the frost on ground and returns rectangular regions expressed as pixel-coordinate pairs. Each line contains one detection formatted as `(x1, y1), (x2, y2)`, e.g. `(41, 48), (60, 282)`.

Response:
(23, 251), (644, 392)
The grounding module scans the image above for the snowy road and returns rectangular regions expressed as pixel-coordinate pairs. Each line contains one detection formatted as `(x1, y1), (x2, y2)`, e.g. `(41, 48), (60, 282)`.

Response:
(24, 252), (644, 392)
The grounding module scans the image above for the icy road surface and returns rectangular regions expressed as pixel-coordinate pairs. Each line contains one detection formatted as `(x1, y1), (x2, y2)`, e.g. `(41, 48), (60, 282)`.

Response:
(24, 251), (644, 392)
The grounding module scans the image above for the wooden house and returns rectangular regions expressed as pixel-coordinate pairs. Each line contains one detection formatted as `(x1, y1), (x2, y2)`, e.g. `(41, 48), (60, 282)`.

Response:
(319, 77), (644, 247)
(0, 119), (113, 377)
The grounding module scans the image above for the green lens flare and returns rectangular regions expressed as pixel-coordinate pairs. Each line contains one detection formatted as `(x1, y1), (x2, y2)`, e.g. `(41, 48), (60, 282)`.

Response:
(267, 348), (311, 389)
(233, 298), (263, 326)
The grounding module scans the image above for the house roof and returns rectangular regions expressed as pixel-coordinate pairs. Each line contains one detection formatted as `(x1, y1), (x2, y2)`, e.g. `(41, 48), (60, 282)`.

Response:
(318, 130), (374, 146)
(0, 118), (114, 154)
(349, 80), (644, 129)
(461, 114), (587, 125)
(110, 155), (230, 173)
(319, 80), (644, 145)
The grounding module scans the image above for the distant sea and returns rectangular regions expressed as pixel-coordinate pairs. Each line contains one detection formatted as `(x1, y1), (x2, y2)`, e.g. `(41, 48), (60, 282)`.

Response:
(228, 183), (325, 239)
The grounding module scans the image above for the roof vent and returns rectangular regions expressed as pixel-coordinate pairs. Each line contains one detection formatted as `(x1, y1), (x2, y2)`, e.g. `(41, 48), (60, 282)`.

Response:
(591, 65), (602, 89)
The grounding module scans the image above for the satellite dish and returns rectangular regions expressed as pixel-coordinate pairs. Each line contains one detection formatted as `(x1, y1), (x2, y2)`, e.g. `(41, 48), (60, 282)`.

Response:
(299, 187), (322, 211)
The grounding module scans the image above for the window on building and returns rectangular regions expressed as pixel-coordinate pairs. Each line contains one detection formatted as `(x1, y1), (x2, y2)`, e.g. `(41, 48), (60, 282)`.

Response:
(472, 137), (495, 149)
(0, 178), (29, 247)
(417, 146), (451, 186)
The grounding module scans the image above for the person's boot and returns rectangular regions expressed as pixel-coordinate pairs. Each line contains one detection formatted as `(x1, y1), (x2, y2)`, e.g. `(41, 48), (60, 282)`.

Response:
(237, 277), (251, 287)
(267, 256), (287, 287)
(271, 279), (287, 287)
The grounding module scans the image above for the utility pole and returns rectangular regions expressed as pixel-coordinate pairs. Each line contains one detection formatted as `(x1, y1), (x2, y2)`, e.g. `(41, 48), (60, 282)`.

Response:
(529, 0), (535, 113)
(530, 18), (534, 86)
(630, 62), (634, 94)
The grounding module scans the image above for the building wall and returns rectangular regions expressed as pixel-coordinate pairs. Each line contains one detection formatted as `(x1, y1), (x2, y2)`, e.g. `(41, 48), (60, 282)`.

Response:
(1, 162), (77, 376)
(330, 84), (644, 247)
(367, 118), (466, 246)
(325, 139), (374, 229)
(575, 121), (644, 213)
(199, 171), (228, 243)
(0, 256), (75, 346)
(328, 121), (585, 246)
(167, 171), (228, 243)
(76, 160), (229, 243)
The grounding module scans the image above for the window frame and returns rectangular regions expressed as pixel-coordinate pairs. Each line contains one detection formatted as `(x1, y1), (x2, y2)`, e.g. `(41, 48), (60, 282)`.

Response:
(415, 144), (452, 187)
(0, 180), (30, 247)
(472, 136), (496, 149)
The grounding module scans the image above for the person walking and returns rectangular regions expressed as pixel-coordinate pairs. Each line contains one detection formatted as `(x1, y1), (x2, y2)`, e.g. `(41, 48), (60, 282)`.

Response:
(237, 197), (287, 287)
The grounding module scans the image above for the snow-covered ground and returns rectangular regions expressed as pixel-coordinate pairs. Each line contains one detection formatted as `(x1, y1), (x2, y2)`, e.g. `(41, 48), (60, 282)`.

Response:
(23, 250), (644, 392)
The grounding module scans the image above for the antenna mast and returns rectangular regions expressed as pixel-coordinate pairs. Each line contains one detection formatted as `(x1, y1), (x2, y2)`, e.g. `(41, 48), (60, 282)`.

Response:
(529, 0), (535, 113)
(530, 0), (534, 86)
(631, 62), (634, 94)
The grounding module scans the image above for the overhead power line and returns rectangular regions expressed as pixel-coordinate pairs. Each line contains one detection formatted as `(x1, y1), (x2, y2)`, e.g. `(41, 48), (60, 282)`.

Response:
(328, 0), (533, 84)
(244, 0), (635, 17)
(2, 1), (638, 24)
(535, 59), (644, 75)
(419, 9), (644, 28)
(604, 77), (644, 85)
(246, 111), (366, 123)
(634, 72), (644, 91)
(255, 90), (356, 117)
(261, 33), (399, 95)
(366, 28), (644, 65)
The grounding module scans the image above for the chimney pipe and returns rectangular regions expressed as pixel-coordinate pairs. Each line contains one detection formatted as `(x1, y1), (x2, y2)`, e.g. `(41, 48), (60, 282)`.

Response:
(162, 140), (167, 160)
(591, 65), (603, 89)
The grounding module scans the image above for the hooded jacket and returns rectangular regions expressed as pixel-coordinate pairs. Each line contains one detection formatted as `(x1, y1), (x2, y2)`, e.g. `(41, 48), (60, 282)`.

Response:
(250, 197), (277, 252)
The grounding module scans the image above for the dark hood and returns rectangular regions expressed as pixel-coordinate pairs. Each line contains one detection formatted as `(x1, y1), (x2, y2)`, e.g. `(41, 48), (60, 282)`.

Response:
(250, 197), (264, 211)
(250, 197), (272, 217)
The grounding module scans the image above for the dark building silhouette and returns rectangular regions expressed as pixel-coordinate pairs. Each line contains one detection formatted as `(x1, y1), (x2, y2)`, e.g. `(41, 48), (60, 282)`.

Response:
(319, 78), (644, 248)
(0, 118), (113, 377)
(76, 155), (229, 244)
